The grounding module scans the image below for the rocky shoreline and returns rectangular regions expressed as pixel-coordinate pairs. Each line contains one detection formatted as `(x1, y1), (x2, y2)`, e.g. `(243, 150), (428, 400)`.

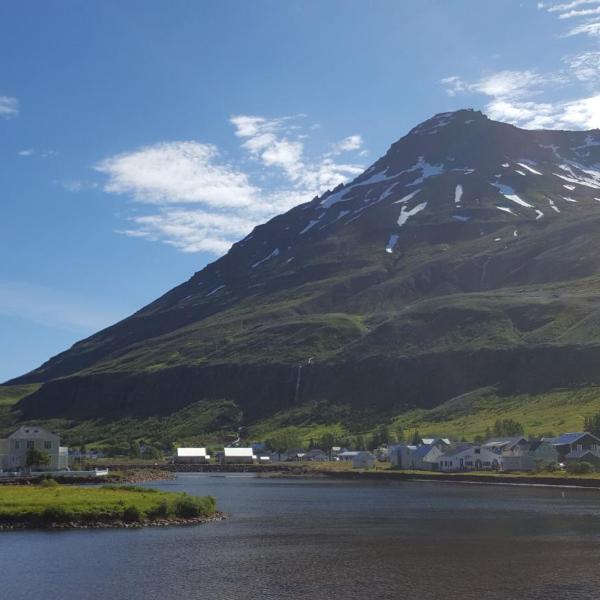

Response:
(0, 511), (226, 531)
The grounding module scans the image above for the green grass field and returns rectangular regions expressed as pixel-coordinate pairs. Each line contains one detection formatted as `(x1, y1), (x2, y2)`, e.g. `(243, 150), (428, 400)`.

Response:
(0, 482), (216, 526)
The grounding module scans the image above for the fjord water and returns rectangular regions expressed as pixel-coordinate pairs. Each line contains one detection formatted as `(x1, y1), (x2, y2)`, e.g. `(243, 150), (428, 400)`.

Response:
(2, 475), (600, 600)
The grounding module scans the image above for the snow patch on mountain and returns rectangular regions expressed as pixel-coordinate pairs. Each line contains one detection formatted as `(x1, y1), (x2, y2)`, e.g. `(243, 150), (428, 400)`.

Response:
(300, 220), (320, 234)
(398, 202), (427, 227)
(385, 234), (399, 254)
(454, 184), (463, 204)
(517, 162), (542, 175)
(394, 190), (421, 205)
(491, 182), (533, 208)
(496, 206), (518, 216)
(252, 248), (280, 268)
(206, 284), (225, 297)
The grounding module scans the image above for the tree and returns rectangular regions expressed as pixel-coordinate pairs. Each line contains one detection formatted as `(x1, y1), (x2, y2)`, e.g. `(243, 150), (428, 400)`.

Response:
(584, 412), (600, 438)
(319, 433), (336, 457)
(491, 419), (524, 437)
(411, 430), (422, 446)
(265, 430), (304, 459)
(25, 448), (50, 471)
(354, 435), (366, 451)
(129, 439), (141, 459)
(377, 425), (391, 446)
(395, 426), (405, 444)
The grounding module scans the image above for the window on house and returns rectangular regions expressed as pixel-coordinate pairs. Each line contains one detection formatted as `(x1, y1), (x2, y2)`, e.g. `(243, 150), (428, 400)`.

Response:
(44, 441), (52, 449)
(14, 441), (20, 449)
(475, 449), (481, 454)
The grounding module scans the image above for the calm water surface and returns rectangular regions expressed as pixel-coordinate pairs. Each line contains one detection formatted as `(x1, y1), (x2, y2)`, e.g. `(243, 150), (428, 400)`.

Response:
(2, 474), (600, 599)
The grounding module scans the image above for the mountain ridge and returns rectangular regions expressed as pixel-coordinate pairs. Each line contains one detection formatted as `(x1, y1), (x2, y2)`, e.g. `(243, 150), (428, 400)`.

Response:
(8, 108), (600, 435)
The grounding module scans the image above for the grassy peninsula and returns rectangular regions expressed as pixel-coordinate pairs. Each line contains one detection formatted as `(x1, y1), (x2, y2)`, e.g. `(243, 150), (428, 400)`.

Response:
(0, 481), (218, 529)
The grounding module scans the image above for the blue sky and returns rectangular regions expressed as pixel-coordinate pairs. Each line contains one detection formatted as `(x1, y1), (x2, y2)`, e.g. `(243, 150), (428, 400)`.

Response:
(2, 0), (600, 381)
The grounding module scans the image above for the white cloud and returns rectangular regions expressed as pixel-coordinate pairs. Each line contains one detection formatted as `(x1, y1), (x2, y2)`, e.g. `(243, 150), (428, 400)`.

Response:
(547, 0), (600, 12)
(97, 117), (364, 255)
(441, 70), (557, 101)
(565, 19), (600, 35)
(542, 0), (600, 35)
(0, 280), (121, 333)
(0, 95), (18, 119)
(441, 59), (600, 129)
(17, 148), (34, 156)
(331, 134), (363, 153)
(564, 51), (600, 81)
(96, 141), (258, 208)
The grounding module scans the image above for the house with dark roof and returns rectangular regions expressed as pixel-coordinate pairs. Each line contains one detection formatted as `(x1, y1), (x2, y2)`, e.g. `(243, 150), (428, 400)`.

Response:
(390, 442), (445, 470)
(501, 440), (558, 471)
(482, 437), (529, 454)
(544, 432), (600, 460)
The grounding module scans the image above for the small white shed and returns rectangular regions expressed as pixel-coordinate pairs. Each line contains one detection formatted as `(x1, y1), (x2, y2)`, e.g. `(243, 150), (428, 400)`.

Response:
(175, 448), (211, 464)
(222, 447), (256, 464)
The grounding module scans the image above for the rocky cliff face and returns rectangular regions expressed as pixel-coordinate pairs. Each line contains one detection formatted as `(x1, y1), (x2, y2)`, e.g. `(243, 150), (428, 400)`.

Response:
(10, 109), (600, 423)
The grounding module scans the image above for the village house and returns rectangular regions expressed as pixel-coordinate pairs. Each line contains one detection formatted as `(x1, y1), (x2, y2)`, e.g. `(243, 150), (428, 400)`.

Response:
(544, 432), (600, 461)
(482, 437), (529, 454)
(0, 426), (68, 472)
(501, 440), (558, 471)
(390, 438), (449, 470)
(303, 449), (329, 462)
(438, 444), (501, 472)
(352, 451), (376, 469)
(221, 447), (255, 464)
(175, 447), (211, 464)
(337, 450), (360, 461)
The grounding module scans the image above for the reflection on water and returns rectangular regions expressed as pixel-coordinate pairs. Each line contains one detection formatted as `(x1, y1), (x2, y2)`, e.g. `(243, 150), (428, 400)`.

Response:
(1, 475), (600, 599)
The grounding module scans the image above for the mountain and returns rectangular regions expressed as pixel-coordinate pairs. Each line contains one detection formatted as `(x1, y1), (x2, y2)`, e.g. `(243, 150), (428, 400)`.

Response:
(8, 109), (600, 438)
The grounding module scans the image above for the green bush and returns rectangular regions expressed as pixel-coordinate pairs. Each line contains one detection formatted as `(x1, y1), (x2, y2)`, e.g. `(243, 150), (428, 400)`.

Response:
(123, 505), (142, 522)
(173, 495), (201, 518)
(39, 477), (59, 487)
(566, 461), (595, 474)
(41, 505), (72, 523)
(147, 500), (170, 520)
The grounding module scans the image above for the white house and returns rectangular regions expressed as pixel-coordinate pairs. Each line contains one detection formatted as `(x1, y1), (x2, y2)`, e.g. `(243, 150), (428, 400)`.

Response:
(390, 438), (449, 470)
(352, 451), (376, 469)
(175, 447), (211, 464)
(221, 447), (256, 464)
(0, 426), (68, 472)
(390, 443), (445, 470)
(438, 444), (501, 472)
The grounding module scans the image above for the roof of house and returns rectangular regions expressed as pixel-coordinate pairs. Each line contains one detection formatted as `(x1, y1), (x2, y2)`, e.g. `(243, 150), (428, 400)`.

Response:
(422, 438), (450, 446)
(353, 451), (375, 458)
(438, 443), (475, 458)
(177, 447), (208, 457)
(483, 436), (527, 450)
(545, 432), (600, 445)
(565, 449), (600, 459)
(411, 444), (442, 459)
(527, 440), (551, 453)
(9, 426), (59, 440)
(223, 447), (254, 457)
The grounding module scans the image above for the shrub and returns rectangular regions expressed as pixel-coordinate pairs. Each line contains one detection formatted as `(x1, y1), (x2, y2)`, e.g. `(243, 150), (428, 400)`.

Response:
(173, 495), (201, 518)
(566, 461), (595, 474)
(148, 500), (170, 520)
(41, 505), (72, 523)
(39, 477), (59, 487)
(123, 505), (142, 522)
